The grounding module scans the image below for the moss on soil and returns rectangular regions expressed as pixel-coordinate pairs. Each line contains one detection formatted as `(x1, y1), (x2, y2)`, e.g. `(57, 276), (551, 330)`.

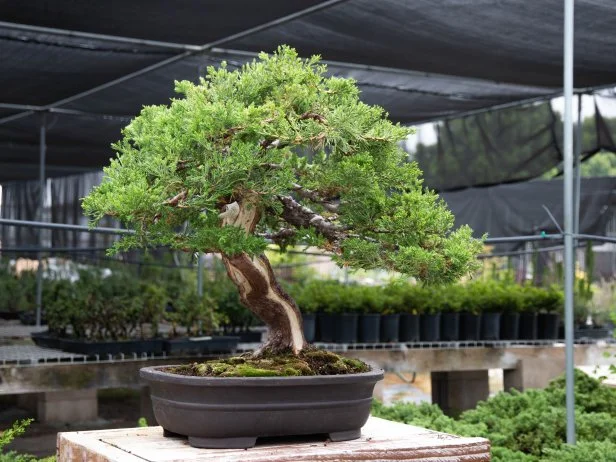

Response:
(165, 348), (371, 377)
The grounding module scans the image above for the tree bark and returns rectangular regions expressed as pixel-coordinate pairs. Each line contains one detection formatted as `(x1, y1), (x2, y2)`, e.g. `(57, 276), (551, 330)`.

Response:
(219, 197), (306, 355)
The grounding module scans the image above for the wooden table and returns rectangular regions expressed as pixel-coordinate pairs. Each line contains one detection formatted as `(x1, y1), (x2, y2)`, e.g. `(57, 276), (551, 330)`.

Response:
(57, 416), (490, 461)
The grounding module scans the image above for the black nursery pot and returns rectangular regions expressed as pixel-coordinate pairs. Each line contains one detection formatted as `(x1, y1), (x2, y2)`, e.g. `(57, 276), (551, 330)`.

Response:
(380, 314), (400, 342)
(420, 313), (441, 342)
(302, 313), (316, 343)
(500, 312), (520, 340)
(399, 314), (420, 342)
(334, 313), (358, 344)
(460, 312), (481, 341)
(440, 312), (460, 341)
(317, 313), (336, 343)
(358, 314), (381, 343)
(519, 312), (538, 340)
(538, 313), (561, 340)
(481, 312), (501, 340)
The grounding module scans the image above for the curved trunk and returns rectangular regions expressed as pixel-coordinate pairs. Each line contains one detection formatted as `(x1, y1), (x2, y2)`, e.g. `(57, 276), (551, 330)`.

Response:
(219, 197), (306, 355)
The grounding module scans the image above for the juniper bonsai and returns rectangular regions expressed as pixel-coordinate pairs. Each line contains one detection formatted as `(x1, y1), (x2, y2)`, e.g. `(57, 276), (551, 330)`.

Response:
(83, 46), (483, 356)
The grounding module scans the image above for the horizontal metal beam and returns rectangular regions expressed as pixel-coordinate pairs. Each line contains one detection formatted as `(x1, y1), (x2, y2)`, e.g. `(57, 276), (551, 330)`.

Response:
(0, 20), (200, 51)
(0, 218), (134, 235)
(0, 246), (108, 253)
(2, 218), (615, 245)
(0, 0), (351, 128)
(484, 234), (563, 244)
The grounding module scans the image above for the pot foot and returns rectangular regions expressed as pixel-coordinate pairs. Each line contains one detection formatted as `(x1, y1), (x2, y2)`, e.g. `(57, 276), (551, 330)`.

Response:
(188, 436), (257, 449)
(329, 428), (361, 442)
(163, 429), (183, 438)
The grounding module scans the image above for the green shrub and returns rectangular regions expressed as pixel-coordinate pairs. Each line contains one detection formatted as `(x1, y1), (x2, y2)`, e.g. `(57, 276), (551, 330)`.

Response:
(374, 370), (616, 461)
(293, 280), (341, 315)
(543, 442), (616, 462)
(0, 263), (34, 314)
(166, 289), (217, 336)
(0, 419), (54, 462)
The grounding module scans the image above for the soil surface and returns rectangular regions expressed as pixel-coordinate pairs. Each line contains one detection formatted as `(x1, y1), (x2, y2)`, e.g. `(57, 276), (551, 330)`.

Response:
(166, 348), (370, 377)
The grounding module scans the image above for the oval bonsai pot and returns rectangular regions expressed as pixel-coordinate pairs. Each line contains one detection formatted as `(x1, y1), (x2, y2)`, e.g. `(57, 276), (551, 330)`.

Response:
(334, 313), (358, 343)
(141, 366), (384, 449)
(358, 313), (380, 343)
(440, 312), (460, 341)
(380, 314), (400, 342)
(399, 313), (420, 342)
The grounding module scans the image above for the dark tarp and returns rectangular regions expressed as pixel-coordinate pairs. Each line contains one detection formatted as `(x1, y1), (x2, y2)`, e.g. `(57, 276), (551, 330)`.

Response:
(0, 171), (120, 250)
(441, 177), (616, 250)
(3, 174), (615, 251)
(0, 0), (616, 186)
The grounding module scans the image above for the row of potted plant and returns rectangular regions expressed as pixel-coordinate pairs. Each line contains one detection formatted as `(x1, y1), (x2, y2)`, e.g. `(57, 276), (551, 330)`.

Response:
(292, 280), (565, 343)
(31, 268), (239, 355)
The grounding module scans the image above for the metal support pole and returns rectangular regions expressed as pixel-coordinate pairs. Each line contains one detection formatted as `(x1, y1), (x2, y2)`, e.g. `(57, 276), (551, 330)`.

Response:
(573, 95), (583, 234)
(35, 113), (47, 327)
(573, 94), (583, 269)
(197, 253), (204, 297)
(563, 0), (576, 445)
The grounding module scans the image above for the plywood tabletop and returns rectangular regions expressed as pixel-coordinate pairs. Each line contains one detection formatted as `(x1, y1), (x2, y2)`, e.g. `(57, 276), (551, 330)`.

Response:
(57, 416), (490, 461)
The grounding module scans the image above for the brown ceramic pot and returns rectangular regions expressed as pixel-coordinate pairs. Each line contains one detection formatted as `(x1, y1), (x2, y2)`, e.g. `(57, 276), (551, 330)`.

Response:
(140, 366), (383, 449)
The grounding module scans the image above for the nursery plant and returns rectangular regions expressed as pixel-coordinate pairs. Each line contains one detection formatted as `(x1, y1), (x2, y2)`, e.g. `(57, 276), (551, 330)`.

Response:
(83, 46), (482, 361)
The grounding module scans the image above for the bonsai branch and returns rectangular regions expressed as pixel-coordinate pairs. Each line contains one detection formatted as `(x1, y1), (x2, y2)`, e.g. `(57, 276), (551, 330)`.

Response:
(278, 195), (346, 244)
(292, 184), (339, 213)
(163, 190), (188, 207)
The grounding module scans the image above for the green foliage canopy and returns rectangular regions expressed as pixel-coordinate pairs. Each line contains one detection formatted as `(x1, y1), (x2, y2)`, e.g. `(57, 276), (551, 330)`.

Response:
(83, 46), (482, 284)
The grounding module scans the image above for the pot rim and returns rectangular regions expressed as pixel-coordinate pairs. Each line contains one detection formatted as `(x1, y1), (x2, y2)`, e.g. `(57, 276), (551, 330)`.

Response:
(140, 365), (384, 386)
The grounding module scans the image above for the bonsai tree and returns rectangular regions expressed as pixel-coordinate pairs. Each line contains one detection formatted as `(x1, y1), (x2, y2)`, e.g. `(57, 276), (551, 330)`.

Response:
(83, 46), (483, 356)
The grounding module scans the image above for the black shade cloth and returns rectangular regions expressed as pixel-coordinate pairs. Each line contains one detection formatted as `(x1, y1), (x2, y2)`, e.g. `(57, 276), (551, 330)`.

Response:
(3, 174), (614, 252)
(1, 172), (121, 249)
(441, 177), (616, 250)
(0, 0), (616, 186)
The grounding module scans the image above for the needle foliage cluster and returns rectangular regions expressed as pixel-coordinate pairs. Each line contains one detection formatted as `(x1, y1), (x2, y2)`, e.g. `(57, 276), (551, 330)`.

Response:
(83, 46), (482, 284)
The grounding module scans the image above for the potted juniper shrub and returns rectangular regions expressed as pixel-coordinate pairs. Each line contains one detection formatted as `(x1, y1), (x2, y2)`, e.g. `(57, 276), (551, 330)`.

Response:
(37, 269), (165, 355)
(536, 285), (564, 340)
(303, 280), (339, 342)
(499, 284), (522, 340)
(164, 288), (238, 354)
(384, 282), (418, 343)
(394, 283), (421, 343)
(439, 285), (462, 341)
(473, 281), (502, 341)
(459, 284), (482, 341)
(82, 47), (482, 448)
(419, 286), (442, 342)
(357, 285), (384, 343)
(333, 284), (361, 343)
(519, 285), (540, 340)
(377, 285), (401, 343)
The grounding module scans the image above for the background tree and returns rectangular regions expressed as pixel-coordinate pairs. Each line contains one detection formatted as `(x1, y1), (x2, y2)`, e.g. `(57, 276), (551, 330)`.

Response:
(83, 46), (483, 355)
